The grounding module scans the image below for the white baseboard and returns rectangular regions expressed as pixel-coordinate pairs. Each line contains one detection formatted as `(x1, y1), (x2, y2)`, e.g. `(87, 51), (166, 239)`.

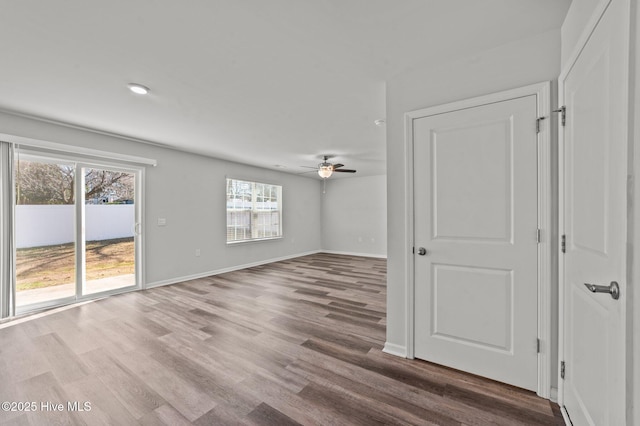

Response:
(382, 342), (407, 358)
(320, 250), (387, 259)
(145, 250), (321, 289)
(561, 406), (571, 425)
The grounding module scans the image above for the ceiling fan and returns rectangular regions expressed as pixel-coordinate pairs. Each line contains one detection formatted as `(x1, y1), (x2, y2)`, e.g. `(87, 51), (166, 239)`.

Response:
(310, 156), (357, 179)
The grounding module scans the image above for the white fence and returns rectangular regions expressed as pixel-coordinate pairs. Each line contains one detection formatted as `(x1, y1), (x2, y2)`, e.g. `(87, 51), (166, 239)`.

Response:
(16, 204), (135, 248)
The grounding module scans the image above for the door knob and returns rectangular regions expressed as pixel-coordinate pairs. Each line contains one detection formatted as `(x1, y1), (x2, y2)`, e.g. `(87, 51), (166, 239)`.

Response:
(417, 247), (427, 256)
(584, 281), (620, 300)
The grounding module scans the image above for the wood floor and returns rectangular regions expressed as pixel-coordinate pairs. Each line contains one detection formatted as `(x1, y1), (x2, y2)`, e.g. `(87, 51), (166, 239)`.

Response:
(0, 253), (564, 425)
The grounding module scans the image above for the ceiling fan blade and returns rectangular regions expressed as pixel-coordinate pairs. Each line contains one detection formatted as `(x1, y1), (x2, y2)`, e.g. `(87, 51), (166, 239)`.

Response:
(298, 165), (319, 169)
(296, 170), (318, 175)
(332, 163), (345, 169)
(333, 169), (356, 173)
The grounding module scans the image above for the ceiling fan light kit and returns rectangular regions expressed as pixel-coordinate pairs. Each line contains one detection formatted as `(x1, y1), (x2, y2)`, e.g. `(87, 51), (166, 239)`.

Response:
(318, 165), (333, 178)
(316, 155), (356, 179)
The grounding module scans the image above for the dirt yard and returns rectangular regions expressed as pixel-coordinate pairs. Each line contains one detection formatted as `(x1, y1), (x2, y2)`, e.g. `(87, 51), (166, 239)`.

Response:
(16, 237), (134, 290)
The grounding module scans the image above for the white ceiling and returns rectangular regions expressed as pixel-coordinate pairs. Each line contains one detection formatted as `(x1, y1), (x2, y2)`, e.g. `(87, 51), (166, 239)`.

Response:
(0, 0), (570, 178)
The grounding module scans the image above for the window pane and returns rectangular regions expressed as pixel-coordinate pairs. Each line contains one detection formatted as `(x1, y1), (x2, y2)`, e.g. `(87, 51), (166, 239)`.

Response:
(84, 168), (136, 295)
(226, 178), (282, 242)
(15, 158), (76, 307)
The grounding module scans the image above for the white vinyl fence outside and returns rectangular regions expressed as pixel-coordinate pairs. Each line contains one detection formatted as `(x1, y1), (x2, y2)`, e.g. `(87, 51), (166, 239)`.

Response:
(16, 204), (135, 248)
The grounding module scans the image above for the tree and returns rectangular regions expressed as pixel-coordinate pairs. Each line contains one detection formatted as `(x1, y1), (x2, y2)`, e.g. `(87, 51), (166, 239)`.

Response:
(84, 168), (134, 203)
(16, 162), (74, 205)
(16, 161), (134, 205)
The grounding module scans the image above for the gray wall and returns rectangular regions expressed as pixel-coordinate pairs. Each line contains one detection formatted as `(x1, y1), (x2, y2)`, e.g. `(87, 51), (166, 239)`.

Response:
(384, 28), (562, 375)
(321, 175), (387, 257)
(561, 0), (604, 64)
(0, 111), (323, 286)
(632, 1), (640, 421)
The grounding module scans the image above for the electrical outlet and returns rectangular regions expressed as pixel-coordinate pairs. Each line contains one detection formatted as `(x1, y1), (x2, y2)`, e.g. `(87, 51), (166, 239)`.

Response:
(157, 218), (166, 226)
(195, 249), (201, 257)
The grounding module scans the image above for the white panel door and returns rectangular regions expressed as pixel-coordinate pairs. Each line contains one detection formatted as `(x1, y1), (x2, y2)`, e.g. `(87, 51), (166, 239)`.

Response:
(413, 95), (538, 391)
(561, 0), (629, 424)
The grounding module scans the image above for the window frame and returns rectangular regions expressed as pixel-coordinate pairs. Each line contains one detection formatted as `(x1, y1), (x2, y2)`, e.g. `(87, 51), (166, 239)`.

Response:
(226, 177), (283, 244)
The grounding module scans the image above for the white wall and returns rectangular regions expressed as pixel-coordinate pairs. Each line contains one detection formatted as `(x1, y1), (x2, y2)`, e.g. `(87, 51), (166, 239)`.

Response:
(0, 111), (323, 285)
(86, 205), (134, 242)
(15, 205), (74, 248)
(15, 205), (135, 248)
(385, 29), (562, 378)
(321, 175), (387, 258)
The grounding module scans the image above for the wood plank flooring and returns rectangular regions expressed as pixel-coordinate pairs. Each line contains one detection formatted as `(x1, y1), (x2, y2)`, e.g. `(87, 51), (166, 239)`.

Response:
(0, 253), (564, 425)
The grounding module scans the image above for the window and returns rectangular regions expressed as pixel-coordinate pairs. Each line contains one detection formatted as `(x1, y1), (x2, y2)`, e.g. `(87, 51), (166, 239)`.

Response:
(226, 178), (282, 243)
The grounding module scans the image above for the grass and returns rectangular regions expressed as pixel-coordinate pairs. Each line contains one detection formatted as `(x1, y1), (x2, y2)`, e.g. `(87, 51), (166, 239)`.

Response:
(16, 237), (134, 291)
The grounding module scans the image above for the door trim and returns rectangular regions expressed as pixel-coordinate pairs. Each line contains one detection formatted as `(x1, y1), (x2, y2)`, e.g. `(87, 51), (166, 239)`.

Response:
(403, 82), (553, 398)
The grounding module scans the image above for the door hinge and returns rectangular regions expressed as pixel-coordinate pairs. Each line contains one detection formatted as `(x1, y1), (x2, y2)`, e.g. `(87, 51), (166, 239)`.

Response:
(536, 228), (541, 243)
(560, 361), (566, 379)
(561, 234), (566, 253)
(553, 106), (566, 126)
(536, 117), (546, 133)
(536, 338), (541, 353)
(412, 247), (415, 254)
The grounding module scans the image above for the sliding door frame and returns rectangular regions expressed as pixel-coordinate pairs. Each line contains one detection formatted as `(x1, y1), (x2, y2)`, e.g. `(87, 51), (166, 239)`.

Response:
(13, 151), (79, 314)
(74, 160), (144, 302)
(13, 148), (146, 315)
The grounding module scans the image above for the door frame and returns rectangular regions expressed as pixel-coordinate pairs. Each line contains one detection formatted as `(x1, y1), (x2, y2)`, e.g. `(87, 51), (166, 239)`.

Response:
(3, 133), (153, 317)
(403, 82), (554, 398)
(74, 161), (144, 301)
(12, 150), (145, 314)
(557, 0), (636, 422)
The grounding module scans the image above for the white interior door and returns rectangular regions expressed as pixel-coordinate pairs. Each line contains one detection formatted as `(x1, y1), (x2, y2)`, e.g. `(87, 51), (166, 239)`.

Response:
(413, 94), (539, 391)
(560, 0), (629, 424)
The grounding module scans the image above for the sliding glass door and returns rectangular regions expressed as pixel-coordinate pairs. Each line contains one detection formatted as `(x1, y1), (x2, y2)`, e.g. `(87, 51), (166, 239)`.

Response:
(14, 153), (142, 313)
(15, 156), (77, 308)
(83, 166), (137, 295)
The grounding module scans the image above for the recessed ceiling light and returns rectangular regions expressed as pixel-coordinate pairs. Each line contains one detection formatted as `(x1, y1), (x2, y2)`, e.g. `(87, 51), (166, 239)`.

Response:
(128, 83), (150, 95)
